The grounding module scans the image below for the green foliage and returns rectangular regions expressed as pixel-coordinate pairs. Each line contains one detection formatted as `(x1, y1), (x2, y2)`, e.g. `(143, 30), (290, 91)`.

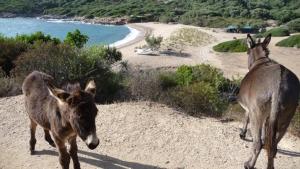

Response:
(82, 46), (122, 65)
(16, 31), (60, 45)
(276, 35), (300, 48)
(263, 28), (290, 37)
(1, 0), (299, 26)
(64, 29), (88, 48)
(0, 70), (21, 97)
(286, 18), (300, 33)
(171, 82), (227, 116)
(175, 65), (193, 86)
(13, 43), (123, 103)
(213, 39), (247, 53)
(145, 35), (163, 50)
(0, 35), (28, 75)
(159, 72), (177, 89)
(126, 64), (236, 116)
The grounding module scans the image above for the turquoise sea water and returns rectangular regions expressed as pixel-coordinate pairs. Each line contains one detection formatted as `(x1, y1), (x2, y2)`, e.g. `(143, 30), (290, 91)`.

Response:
(0, 17), (131, 45)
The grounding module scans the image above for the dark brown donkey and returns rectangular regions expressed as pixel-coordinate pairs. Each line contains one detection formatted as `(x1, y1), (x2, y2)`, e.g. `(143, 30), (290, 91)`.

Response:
(238, 34), (300, 169)
(22, 71), (99, 169)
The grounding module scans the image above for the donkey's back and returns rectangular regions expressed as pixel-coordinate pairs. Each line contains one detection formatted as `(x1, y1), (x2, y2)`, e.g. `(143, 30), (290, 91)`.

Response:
(22, 71), (53, 98)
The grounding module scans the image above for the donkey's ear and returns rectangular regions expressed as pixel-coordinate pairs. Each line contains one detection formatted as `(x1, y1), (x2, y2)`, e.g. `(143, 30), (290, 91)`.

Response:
(85, 80), (96, 97)
(262, 34), (271, 48)
(48, 84), (70, 103)
(246, 34), (255, 48)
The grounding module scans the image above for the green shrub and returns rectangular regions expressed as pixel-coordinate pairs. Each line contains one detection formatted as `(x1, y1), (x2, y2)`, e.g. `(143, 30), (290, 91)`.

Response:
(286, 18), (300, 33)
(263, 28), (290, 37)
(191, 64), (230, 91)
(175, 65), (193, 86)
(14, 43), (123, 103)
(16, 31), (61, 45)
(213, 39), (247, 52)
(159, 72), (177, 89)
(170, 82), (227, 116)
(276, 35), (300, 48)
(125, 69), (163, 101)
(145, 35), (163, 50)
(0, 70), (21, 97)
(0, 35), (28, 75)
(64, 29), (89, 48)
(125, 64), (235, 117)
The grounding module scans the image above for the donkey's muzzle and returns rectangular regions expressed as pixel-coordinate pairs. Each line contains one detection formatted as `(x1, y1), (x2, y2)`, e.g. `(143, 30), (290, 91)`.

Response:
(87, 139), (99, 150)
(85, 133), (99, 150)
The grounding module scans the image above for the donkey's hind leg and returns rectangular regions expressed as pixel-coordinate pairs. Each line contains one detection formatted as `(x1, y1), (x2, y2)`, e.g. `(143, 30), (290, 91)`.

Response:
(240, 111), (249, 140)
(29, 119), (37, 155)
(44, 129), (55, 147)
(244, 118), (263, 169)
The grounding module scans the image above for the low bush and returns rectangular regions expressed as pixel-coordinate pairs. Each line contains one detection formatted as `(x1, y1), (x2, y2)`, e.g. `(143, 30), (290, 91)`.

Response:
(286, 18), (300, 33)
(263, 28), (290, 37)
(13, 43), (123, 103)
(170, 82), (227, 116)
(0, 70), (21, 97)
(0, 35), (28, 75)
(213, 39), (247, 52)
(276, 35), (300, 48)
(125, 64), (239, 117)
(16, 31), (61, 45)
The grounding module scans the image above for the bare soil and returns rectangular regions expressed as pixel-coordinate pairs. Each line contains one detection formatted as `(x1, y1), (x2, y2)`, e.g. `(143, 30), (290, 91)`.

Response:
(0, 96), (299, 169)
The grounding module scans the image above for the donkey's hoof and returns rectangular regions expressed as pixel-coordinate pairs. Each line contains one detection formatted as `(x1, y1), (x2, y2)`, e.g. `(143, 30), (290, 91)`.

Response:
(240, 132), (246, 140)
(30, 150), (35, 155)
(49, 142), (56, 148)
(244, 162), (253, 169)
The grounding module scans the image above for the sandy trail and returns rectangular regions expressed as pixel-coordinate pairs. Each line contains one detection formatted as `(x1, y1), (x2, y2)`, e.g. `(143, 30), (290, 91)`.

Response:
(0, 96), (299, 169)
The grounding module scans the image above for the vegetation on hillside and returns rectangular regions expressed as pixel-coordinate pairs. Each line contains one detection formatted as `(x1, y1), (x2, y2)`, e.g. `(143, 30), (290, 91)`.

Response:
(213, 39), (247, 53)
(263, 27), (290, 37)
(1, 0), (299, 27)
(286, 18), (300, 33)
(276, 35), (300, 48)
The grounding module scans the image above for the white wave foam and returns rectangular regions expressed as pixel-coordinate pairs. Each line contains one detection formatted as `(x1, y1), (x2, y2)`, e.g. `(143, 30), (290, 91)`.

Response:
(110, 26), (140, 48)
(38, 18), (140, 47)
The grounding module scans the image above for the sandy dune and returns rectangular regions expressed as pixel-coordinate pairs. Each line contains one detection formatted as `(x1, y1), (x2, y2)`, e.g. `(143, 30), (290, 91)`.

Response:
(0, 96), (299, 169)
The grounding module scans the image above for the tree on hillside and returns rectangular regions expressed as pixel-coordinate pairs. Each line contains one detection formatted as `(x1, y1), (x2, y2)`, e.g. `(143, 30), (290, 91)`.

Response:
(64, 29), (89, 48)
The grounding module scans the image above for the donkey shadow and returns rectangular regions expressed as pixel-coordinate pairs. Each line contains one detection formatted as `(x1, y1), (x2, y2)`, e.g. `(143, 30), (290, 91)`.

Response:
(34, 149), (162, 169)
(239, 132), (300, 158)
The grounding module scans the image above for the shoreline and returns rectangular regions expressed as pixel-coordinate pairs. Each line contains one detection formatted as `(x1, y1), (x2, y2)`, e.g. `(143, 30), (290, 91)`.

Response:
(44, 18), (150, 49)
(1, 17), (149, 48)
(41, 17), (151, 48)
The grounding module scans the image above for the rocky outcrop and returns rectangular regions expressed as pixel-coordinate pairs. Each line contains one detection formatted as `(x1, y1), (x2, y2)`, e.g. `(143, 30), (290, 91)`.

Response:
(0, 12), (17, 18)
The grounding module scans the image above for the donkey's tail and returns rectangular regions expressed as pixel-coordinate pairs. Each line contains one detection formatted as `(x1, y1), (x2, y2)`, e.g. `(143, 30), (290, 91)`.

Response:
(266, 92), (280, 167)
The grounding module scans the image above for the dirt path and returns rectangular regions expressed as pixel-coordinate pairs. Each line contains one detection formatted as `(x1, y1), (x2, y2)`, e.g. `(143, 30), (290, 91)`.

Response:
(0, 96), (299, 169)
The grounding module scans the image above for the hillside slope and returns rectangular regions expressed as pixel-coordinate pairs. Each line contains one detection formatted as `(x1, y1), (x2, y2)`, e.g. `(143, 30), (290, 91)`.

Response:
(1, 0), (299, 24)
(0, 95), (299, 169)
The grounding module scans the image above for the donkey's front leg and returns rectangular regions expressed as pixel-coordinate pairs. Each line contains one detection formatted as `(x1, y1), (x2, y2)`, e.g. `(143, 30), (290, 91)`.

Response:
(68, 136), (80, 169)
(29, 119), (37, 155)
(53, 136), (70, 169)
